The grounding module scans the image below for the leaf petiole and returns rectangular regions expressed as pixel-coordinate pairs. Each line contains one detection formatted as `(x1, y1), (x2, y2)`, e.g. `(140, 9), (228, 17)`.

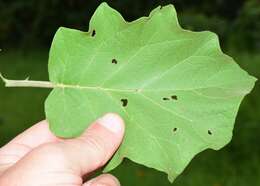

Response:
(0, 73), (54, 88)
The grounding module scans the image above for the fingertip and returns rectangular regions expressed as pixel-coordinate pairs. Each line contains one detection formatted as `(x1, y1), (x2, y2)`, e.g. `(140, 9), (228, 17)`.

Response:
(97, 113), (125, 135)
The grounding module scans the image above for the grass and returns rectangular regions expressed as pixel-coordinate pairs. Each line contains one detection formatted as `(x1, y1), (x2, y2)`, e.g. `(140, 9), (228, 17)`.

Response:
(0, 49), (259, 186)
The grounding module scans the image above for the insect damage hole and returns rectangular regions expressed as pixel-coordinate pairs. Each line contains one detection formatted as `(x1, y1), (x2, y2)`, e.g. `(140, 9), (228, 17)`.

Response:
(112, 59), (118, 64)
(171, 95), (178, 100)
(163, 95), (178, 101)
(173, 128), (178, 132)
(120, 99), (128, 107)
(91, 30), (96, 37)
(163, 97), (170, 101)
(208, 130), (212, 135)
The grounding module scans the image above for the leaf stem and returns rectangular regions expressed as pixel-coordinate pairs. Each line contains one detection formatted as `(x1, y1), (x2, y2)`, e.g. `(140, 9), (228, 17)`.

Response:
(0, 73), (54, 88)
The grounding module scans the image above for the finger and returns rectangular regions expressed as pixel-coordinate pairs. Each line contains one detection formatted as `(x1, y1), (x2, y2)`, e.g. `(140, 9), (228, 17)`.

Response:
(0, 120), (59, 174)
(59, 113), (125, 174)
(83, 174), (120, 186)
(5, 120), (59, 148)
(0, 113), (125, 186)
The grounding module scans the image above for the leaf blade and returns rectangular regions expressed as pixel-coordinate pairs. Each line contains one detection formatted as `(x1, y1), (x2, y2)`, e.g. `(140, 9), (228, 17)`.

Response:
(45, 2), (256, 182)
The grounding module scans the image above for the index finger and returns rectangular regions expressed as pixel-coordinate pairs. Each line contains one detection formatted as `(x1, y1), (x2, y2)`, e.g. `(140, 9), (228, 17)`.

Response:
(0, 120), (59, 174)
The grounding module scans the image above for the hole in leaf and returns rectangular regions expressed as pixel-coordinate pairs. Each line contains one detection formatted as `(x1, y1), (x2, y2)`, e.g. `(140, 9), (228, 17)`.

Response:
(163, 97), (170, 101)
(173, 128), (177, 132)
(91, 30), (96, 37)
(121, 99), (128, 107)
(208, 130), (212, 135)
(171, 95), (178, 100)
(112, 59), (118, 64)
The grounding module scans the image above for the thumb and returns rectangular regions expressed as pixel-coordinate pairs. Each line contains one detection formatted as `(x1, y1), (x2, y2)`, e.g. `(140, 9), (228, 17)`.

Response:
(61, 112), (125, 174)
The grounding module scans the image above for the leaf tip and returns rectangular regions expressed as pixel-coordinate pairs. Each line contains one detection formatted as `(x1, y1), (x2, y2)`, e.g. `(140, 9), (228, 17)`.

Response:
(252, 75), (258, 82)
(167, 173), (177, 183)
(99, 1), (109, 7)
(97, 1), (112, 11)
(90, 2), (123, 28)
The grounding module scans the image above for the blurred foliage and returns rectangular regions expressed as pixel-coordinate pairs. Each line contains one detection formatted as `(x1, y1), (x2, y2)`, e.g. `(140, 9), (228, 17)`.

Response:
(0, 0), (260, 51)
(227, 0), (260, 51)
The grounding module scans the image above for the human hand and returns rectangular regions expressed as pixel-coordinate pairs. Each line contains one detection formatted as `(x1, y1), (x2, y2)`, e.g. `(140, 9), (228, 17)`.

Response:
(0, 113), (125, 186)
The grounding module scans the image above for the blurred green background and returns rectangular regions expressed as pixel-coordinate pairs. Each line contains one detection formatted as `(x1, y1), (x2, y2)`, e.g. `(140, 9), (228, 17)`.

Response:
(0, 0), (259, 185)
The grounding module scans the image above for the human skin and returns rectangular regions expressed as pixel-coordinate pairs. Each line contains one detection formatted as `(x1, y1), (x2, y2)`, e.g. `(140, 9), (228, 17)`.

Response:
(0, 113), (125, 186)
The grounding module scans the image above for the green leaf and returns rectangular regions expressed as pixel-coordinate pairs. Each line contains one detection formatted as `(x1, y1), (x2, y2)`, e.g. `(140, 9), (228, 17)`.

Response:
(45, 2), (256, 182)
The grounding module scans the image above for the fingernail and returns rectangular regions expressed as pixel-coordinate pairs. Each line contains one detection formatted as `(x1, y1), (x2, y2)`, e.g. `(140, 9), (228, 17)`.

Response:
(97, 113), (124, 134)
